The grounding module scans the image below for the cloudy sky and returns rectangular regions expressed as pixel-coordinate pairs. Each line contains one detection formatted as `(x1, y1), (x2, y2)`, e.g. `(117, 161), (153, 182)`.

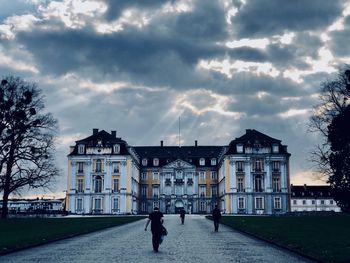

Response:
(1, 0), (350, 198)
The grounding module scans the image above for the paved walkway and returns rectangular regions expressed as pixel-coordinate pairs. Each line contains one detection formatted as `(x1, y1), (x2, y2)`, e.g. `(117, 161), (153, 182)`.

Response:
(1, 215), (314, 263)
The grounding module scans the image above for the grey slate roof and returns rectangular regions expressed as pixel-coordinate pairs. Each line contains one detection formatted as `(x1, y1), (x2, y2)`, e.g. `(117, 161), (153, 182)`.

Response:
(291, 185), (333, 198)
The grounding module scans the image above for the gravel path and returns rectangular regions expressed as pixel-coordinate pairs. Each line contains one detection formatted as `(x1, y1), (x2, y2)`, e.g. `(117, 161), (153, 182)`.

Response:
(0, 215), (314, 263)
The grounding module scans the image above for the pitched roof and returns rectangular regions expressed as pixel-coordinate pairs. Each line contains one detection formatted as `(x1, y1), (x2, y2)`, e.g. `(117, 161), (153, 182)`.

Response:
(291, 185), (333, 198)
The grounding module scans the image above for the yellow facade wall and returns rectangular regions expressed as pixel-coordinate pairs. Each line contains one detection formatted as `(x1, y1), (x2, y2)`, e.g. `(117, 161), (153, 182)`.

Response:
(225, 159), (231, 212)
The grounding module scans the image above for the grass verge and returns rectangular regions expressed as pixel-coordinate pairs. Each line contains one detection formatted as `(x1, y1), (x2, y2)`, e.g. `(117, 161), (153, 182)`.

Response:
(208, 214), (350, 263)
(0, 216), (146, 255)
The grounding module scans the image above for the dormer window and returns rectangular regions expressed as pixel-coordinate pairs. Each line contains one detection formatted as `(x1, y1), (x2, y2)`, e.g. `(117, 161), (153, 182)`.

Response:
(199, 158), (205, 166)
(78, 144), (85, 154)
(113, 144), (120, 154)
(142, 159), (148, 166)
(272, 144), (279, 153)
(236, 143), (243, 153)
(153, 158), (159, 166)
(211, 158), (217, 165)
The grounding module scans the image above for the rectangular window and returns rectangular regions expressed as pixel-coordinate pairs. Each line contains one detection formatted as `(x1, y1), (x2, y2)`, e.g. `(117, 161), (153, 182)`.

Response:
(237, 177), (244, 192)
(141, 185), (147, 197)
(272, 144), (279, 153)
(94, 176), (103, 193)
(112, 162), (120, 173)
(321, 200), (325, 205)
(236, 144), (243, 153)
(274, 197), (281, 209)
(312, 200), (315, 205)
(200, 186), (206, 197)
(199, 171), (205, 181)
(113, 178), (119, 192)
(211, 171), (217, 180)
(141, 172), (147, 180)
(211, 186), (217, 196)
(142, 159), (148, 166)
(238, 197), (245, 209)
(199, 158), (205, 166)
(112, 198), (119, 212)
(77, 162), (84, 173)
(253, 159), (264, 172)
(153, 186), (159, 198)
(78, 144), (84, 154)
(293, 200), (297, 205)
(95, 159), (103, 172)
(255, 197), (264, 209)
(94, 198), (102, 212)
(272, 161), (280, 172)
(141, 202), (147, 212)
(236, 161), (244, 172)
(153, 158), (159, 166)
(153, 172), (159, 180)
(76, 198), (83, 211)
(302, 200), (306, 205)
(254, 175), (264, 192)
(77, 178), (84, 193)
(211, 158), (217, 165)
(330, 200), (334, 205)
(273, 177), (280, 192)
(113, 144), (120, 154)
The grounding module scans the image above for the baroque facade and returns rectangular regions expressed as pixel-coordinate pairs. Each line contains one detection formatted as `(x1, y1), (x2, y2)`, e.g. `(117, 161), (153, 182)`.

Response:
(67, 128), (291, 215)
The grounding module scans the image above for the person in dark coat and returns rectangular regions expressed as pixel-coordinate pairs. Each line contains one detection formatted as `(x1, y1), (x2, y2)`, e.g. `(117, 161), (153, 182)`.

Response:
(212, 205), (221, 232)
(145, 207), (164, 252)
(179, 208), (186, 224)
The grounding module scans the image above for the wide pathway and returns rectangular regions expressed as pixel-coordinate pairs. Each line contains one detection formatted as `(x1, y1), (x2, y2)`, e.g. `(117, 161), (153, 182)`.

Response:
(1, 215), (314, 263)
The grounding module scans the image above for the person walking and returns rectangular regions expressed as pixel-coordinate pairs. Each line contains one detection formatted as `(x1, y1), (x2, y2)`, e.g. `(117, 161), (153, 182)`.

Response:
(145, 207), (164, 252)
(212, 205), (221, 232)
(179, 208), (186, 224)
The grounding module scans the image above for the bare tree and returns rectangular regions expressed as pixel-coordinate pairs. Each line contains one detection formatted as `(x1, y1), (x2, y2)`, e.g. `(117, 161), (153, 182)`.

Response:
(0, 76), (59, 218)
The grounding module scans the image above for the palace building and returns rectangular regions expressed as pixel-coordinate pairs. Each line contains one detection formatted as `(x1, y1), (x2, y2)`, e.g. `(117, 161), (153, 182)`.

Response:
(67, 128), (291, 215)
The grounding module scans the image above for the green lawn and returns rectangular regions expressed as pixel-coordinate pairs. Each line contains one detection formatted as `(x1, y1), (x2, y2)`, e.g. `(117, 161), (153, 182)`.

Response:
(213, 214), (350, 263)
(0, 216), (146, 255)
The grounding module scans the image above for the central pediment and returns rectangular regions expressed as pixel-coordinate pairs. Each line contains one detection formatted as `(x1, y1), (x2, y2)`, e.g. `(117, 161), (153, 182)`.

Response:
(163, 159), (195, 169)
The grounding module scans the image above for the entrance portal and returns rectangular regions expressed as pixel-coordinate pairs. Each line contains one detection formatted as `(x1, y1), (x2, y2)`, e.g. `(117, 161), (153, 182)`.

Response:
(174, 200), (184, 214)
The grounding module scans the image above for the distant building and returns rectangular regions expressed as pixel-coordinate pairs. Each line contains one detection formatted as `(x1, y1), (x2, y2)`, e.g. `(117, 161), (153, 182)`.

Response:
(67, 128), (291, 215)
(0, 199), (64, 214)
(290, 185), (341, 212)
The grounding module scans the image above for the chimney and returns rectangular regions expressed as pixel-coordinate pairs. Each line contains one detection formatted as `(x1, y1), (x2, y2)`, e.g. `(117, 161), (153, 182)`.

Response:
(93, 128), (99, 135)
(111, 130), (117, 137)
(195, 140), (198, 147)
(160, 140), (163, 147)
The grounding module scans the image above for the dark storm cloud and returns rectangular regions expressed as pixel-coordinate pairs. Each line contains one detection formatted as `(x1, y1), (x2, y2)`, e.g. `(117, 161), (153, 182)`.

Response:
(231, 0), (343, 38)
(329, 28), (350, 57)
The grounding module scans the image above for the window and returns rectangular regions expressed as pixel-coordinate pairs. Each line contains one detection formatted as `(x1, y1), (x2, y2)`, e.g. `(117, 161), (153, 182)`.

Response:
(253, 159), (264, 172)
(141, 185), (147, 197)
(153, 158), (159, 166)
(199, 158), (205, 166)
(238, 197), (245, 209)
(78, 144), (84, 154)
(199, 171), (205, 181)
(113, 178), (119, 192)
(236, 143), (243, 153)
(293, 200), (297, 205)
(94, 176), (103, 193)
(236, 161), (244, 172)
(141, 172), (147, 180)
(141, 202), (147, 212)
(302, 200), (306, 205)
(95, 159), (102, 172)
(254, 175), (264, 192)
(211, 171), (217, 180)
(211, 158), (217, 165)
(237, 177), (244, 192)
(274, 197), (281, 209)
(77, 178), (84, 193)
(321, 200), (325, 205)
(273, 177), (280, 192)
(211, 186), (217, 196)
(142, 159), (148, 166)
(330, 200), (334, 205)
(200, 201), (206, 212)
(272, 161), (280, 172)
(153, 172), (159, 180)
(113, 144), (120, 154)
(77, 162), (84, 173)
(312, 200), (315, 205)
(76, 198), (83, 211)
(255, 197), (264, 209)
(153, 186), (159, 198)
(93, 198), (102, 212)
(112, 198), (119, 212)
(272, 144), (279, 153)
(112, 162), (120, 173)
(200, 186), (206, 197)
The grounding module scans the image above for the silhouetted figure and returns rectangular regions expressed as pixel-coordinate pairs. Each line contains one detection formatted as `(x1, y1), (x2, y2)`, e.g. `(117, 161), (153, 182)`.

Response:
(179, 208), (186, 224)
(145, 207), (164, 252)
(212, 205), (221, 232)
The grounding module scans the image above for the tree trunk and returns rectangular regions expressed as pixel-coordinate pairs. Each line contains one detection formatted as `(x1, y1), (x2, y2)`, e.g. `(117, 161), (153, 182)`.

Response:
(1, 191), (9, 219)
